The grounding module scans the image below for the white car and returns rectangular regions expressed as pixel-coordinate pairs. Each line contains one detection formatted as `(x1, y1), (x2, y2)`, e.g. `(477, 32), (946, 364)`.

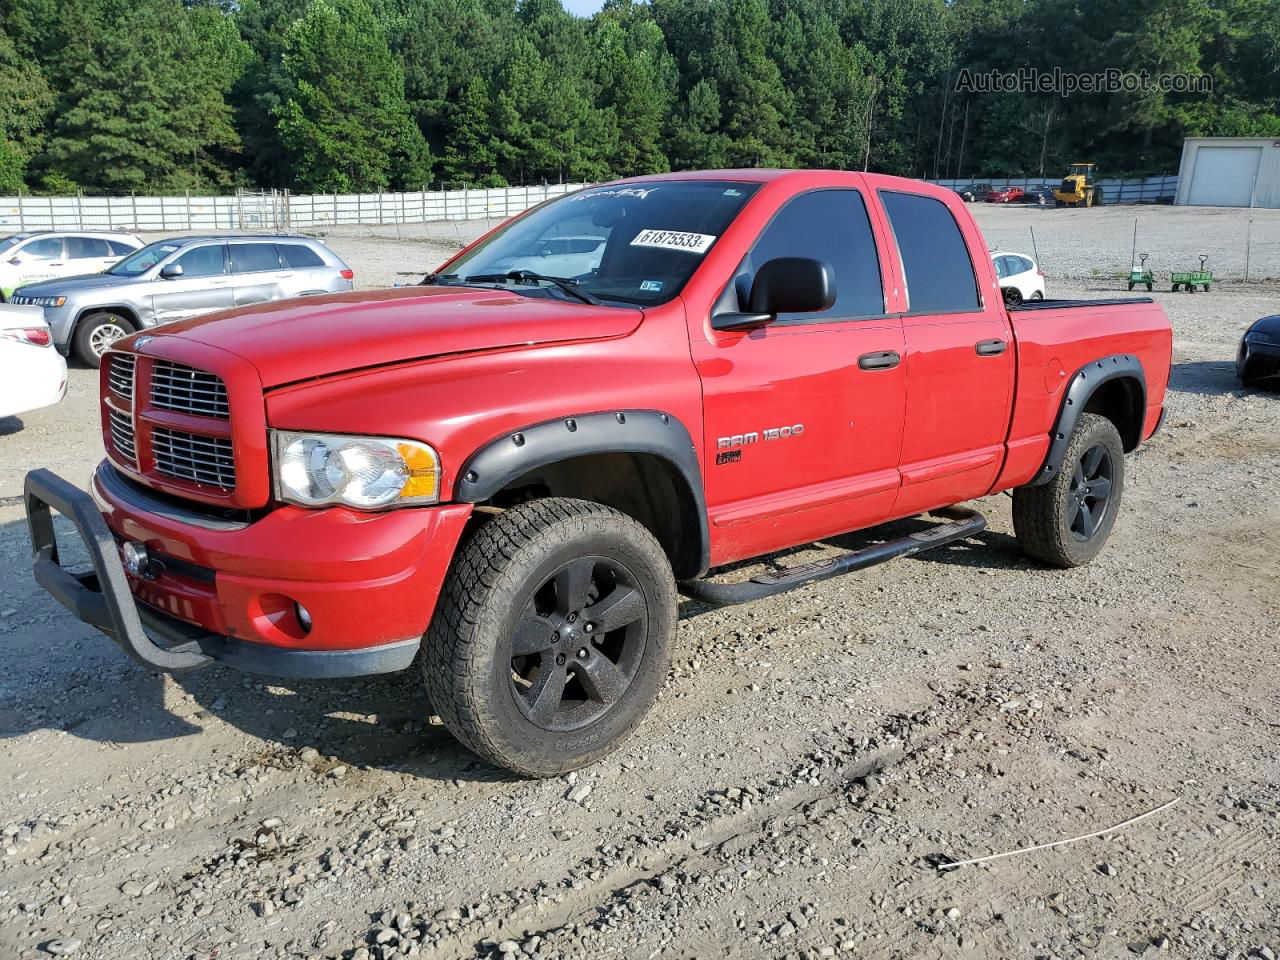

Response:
(0, 305), (67, 419)
(0, 231), (144, 301)
(991, 251), (1046, 307)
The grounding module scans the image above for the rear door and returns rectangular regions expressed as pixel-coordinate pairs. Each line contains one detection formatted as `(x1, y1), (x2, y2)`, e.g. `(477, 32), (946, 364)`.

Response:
(877, 189), (1014, 515)
(275, 242), (332, 295)
(230, 242), (291, 306)
(150, 243), (233, 324)
(693, 185), (907, 560)
(65, 236), (117, 276)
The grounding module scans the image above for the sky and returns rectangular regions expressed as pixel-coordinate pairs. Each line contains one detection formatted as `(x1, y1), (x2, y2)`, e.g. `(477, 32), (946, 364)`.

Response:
(563, 0), (605, 14)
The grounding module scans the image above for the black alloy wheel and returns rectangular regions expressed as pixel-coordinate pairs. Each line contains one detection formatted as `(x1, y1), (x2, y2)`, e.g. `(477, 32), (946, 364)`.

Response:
(510, 555), (647, 732)
(1067, 443), (1114, 541)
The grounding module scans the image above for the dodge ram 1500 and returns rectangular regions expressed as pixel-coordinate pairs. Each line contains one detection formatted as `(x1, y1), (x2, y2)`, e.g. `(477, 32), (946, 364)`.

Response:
(25, 170), (1172, 776)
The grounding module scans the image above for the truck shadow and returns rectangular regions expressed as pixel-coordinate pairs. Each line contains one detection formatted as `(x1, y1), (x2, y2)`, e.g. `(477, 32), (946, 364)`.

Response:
(0, 506), (1026, 783)
(0, 513), (496, 783)
(1170, 359), (1278, 397)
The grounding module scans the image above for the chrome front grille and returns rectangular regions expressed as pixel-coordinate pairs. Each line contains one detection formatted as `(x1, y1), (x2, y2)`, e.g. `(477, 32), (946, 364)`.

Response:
(151, 361), (230, 419)
(108, 407), (137, 465)
(151, 428), (236, 489)
(107, 353), (136, 403)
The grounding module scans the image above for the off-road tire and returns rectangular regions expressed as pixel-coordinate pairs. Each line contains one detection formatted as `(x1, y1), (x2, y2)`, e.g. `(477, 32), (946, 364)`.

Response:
(423, 497), (677, 777)
(1012, 413), (1125, 568)
(74, 311), (132, 367)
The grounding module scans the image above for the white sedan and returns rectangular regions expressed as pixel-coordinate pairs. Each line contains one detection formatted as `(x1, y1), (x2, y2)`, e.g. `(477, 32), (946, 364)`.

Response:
(991, 251), (1046, 307)
(0, 305), (67, 419)
(1, 231), (143, 301)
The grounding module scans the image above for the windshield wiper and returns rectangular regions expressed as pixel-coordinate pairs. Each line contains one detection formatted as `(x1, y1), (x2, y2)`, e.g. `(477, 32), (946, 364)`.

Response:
(455, 270), (602, 306)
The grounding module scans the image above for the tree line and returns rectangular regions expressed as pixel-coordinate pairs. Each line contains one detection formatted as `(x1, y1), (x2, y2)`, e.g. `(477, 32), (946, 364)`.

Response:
(1, 0), (1277, 195)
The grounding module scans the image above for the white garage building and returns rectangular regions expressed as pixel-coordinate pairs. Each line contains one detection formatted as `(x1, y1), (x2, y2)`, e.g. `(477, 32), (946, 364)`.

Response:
(1175, 137), (1280, 208)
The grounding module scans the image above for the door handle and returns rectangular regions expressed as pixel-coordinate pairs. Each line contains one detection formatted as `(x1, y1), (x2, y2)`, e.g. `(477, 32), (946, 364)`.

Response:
(858, 350), (901, 371)
(975, 339), (1008, 356)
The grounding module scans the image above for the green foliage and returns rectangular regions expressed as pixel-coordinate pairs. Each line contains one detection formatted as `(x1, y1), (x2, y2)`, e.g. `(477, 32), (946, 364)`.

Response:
(0, 22), (52, 190)
(276, 0), (429, 191)
(37, 0), (245, 191)
(1, 0), (1278, 192)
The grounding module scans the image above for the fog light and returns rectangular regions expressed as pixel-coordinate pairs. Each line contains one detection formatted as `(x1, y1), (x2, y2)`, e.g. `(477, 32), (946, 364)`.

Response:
(122, 541), (150, 577)
(295, 602), (313, 634)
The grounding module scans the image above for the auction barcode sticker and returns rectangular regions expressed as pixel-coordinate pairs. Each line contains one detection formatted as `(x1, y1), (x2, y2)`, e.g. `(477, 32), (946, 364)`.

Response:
(630, 229), (716, 254)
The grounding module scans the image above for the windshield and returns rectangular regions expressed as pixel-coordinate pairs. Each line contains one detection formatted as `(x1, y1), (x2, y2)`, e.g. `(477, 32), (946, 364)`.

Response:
(109, 241), (182, 277)
(441, 180), (761, 306)
(0, 234), (31, 254)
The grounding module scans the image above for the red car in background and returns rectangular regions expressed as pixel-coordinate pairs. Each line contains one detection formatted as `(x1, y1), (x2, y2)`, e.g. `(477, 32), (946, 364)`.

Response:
(986, 186), (1025, 203)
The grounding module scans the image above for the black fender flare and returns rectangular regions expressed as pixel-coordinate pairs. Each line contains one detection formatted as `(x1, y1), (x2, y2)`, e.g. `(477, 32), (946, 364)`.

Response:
(456, 410), (710, 575)
(1028, 354), (1146, 486)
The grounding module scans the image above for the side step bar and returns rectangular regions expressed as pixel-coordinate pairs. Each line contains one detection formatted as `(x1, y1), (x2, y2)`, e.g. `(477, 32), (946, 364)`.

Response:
(678, 507), (986, 606)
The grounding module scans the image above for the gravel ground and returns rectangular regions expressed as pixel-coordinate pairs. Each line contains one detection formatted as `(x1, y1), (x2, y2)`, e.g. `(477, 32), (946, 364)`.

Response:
(1, 205), (1278, 960)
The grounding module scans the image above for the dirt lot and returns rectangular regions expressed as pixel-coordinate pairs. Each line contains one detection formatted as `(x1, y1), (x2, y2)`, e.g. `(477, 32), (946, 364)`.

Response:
(1, 204), (1278, 960)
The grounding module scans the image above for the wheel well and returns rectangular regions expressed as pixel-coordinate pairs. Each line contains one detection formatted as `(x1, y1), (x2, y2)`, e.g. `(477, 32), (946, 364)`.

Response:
(1082, 376), (1144, 451)
(478, 452), (704, 579)
(74, 306), (140, 338)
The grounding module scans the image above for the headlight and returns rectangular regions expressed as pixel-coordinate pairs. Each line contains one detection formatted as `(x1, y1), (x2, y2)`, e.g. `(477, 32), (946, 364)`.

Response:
(1245, 330), (1274, 345)
(272, 431), (440, 509)
(13, 295), (65, 308)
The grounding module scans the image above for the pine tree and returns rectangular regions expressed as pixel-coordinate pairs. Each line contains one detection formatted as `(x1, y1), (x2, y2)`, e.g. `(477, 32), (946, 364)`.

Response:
(41, 0), (243, 190)
(0, 25), (53, 190)
(440, 76), (502, 185)
(275, 0), (431, 190)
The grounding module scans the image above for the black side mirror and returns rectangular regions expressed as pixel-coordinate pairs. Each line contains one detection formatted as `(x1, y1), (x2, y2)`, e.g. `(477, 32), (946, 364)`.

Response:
(713, 257), (836, 331)
(159, 263), (184, 279)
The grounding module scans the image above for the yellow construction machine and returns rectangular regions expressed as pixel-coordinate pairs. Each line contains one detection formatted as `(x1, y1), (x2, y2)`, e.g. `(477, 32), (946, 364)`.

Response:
(1054, 163), (1104, 207)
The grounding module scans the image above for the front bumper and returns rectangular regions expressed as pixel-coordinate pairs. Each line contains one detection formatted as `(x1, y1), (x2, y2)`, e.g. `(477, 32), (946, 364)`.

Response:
(24, 466), (473, 677)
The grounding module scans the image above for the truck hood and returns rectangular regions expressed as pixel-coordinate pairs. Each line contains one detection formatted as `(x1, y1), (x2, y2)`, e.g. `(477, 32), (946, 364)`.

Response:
(16, 272), (134, 295)
(156, 286), (644, 387)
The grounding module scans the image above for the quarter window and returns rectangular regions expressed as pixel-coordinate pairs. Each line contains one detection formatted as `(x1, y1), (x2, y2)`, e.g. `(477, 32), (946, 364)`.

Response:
(230, 243), (282, 273)
(107, 240), (137, 256)
(880, 191), (980, 314)
(277, 244), (325, 268)
(735, 189), (884, 323)
(174, 244), (226, 278)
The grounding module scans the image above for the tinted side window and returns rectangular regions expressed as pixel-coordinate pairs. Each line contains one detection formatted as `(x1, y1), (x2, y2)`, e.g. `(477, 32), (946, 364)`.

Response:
(22, 237), (63, 260)
(107, 240), (136, 256)
(277, 244), (324, 268)
(880, 191), (979, 314)
(230, 243), (282, 273)
(737, 189), (884, 323)
(174, 244), (226, 278)
(67, 236), (111, 258)
(1016, 256), (1034, 273)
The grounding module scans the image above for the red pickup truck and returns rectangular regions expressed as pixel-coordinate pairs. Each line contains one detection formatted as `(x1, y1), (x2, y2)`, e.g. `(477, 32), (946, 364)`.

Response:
(25, 170), (1171, 776)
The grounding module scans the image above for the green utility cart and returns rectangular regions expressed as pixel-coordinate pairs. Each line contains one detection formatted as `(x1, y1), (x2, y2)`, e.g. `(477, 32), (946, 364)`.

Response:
(1127, 253), (1153, 292)
(1172, 254), (1212, 293)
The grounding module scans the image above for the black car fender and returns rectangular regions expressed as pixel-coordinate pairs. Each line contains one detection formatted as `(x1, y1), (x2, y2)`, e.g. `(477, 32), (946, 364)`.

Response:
(1028, 354), (1147, 485)
(456, 409), (710, 576)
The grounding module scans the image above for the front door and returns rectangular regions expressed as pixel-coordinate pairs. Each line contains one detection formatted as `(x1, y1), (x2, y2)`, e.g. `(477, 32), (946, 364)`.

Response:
(151, 243), (233, 324)
(877, 189), (1015, 516)
(692, 186), (907, 565)
(11, 236), (66, 288)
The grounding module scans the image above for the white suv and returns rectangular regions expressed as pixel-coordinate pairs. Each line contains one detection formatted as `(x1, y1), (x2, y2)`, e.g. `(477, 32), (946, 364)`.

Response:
(0, 231), (143, 300)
